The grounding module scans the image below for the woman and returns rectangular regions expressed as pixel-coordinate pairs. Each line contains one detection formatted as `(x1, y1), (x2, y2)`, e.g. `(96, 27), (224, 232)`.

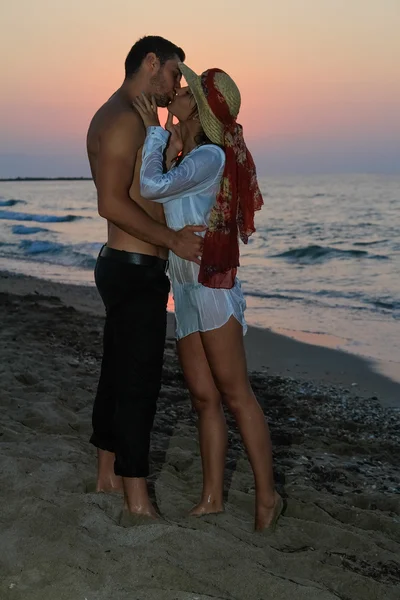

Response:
(133, 64), (283, 532)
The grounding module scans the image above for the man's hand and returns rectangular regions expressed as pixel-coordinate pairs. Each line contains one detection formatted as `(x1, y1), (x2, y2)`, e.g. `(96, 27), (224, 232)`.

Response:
(171, 225), (206, 265)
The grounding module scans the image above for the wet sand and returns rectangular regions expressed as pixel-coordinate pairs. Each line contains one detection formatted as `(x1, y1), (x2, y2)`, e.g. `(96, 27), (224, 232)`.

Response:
(0, 271), (399, 600)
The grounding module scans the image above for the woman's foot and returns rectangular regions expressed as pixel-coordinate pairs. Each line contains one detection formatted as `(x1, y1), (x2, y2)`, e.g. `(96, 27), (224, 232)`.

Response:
(255, 492), (283, 532)
(189, 496), (224, 517)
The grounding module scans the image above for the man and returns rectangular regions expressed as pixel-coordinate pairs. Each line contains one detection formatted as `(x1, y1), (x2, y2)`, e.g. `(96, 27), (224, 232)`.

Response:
(86, 36), (204, 522)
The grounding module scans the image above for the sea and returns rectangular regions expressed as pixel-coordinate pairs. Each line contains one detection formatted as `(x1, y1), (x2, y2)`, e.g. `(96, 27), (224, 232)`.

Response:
(0, 175), (399, 372)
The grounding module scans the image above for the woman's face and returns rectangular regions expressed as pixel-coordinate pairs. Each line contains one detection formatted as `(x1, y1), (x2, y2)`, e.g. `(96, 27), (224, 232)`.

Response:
(168, 86), (198, 121)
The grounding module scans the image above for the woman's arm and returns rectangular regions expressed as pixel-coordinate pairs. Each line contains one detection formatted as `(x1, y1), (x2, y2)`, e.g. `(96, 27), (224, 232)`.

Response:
(164, 146), (179, 171)
(140, 126), (224, 203)
(164, 115), (183, 171)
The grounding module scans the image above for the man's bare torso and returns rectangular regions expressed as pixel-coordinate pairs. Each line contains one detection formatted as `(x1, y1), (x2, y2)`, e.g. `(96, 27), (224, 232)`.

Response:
(87, 93), (167, 258)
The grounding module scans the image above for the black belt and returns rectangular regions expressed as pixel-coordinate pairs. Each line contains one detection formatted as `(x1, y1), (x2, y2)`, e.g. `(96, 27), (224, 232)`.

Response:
(99, 245), (168, 272)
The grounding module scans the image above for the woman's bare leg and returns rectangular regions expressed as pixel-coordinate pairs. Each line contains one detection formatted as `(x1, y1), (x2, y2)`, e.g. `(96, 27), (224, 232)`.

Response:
(200, 317), (280, 530)
(178, 332), (227, 515)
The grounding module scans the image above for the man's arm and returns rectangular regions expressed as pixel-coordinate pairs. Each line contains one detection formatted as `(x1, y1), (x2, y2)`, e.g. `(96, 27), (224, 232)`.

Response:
(96, 113), (206, 264)
(96, 112), (204, 263)
(96, 112), (174, 247)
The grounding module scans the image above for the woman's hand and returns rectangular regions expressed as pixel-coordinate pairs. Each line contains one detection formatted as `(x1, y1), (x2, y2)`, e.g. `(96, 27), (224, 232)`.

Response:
(132, 93), (160, 128)
(165, 112), (183, 156)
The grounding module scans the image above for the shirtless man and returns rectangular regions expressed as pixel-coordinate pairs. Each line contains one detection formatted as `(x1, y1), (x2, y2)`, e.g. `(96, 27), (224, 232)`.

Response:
(86, 36), (203, 522)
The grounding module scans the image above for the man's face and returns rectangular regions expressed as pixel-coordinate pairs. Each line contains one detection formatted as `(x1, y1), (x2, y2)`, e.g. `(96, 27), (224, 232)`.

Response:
(150, 56), (182, 108)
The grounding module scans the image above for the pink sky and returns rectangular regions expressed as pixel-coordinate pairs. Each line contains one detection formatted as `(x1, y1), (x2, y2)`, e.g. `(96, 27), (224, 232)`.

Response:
(1, 0), (399, 176)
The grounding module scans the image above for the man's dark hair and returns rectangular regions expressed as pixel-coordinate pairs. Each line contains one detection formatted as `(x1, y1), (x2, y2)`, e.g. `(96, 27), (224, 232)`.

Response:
(125, 36), (185, 78)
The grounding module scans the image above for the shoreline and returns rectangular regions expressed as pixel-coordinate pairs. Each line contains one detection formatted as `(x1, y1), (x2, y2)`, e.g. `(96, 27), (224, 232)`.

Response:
(1, 269), (399, 408)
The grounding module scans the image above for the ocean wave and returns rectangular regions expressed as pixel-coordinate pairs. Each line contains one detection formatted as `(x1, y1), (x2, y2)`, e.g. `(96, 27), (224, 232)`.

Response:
(12, 225), (50, 235)
(19, 240), (64, 255)
(0, 210), (83, 223)
(373, 299), (400, 311)
(0, 239), (98, 270)
(244, 286), (400, 315)
(272, 244), (389, 262)
(314, 289), (400, 312)
(16, 240), (98, 269)
(353, 240), (388, 247)
(244, 290), (304, 302)
(0, 199), (26, 207)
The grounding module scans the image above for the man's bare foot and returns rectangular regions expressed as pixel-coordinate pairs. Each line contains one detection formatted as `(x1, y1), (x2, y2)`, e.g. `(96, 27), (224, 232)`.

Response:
(119, 509), (160, 527)
(94, 449), (123, 493)
(189, 496), (224, 517)
(123, 500), (159, 519)
(122, 476), (158, 519)
(95, 476), (123, 494)
(255, 492), (283, 533)
(120, 495), (159, 527)
(85, 478), (123, 494)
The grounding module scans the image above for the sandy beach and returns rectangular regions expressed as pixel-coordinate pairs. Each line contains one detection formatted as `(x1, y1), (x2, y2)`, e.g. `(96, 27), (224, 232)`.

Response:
(0, 271), (399, 600)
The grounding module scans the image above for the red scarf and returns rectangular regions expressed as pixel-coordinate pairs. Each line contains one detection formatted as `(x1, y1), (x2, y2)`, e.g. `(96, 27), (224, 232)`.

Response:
(198, 69), (264, 289)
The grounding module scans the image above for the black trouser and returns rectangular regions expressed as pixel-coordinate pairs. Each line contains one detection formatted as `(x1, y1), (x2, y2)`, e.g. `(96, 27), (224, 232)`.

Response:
(90, 247), (170, 478)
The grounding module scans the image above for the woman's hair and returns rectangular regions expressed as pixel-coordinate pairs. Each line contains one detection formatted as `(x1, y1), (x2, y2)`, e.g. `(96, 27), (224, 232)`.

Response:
(172, 98), (222, 168)
(194, 130), (213, 146)
(189, 103), (216, 148)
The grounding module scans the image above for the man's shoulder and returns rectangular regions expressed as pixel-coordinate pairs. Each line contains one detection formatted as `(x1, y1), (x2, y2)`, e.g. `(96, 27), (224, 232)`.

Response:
(101, 107), (143, 138)
(89, 102), (144, 142)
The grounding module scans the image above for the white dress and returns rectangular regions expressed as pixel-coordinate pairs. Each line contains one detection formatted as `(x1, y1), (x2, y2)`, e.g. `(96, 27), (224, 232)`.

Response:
(141, 126), (247, 340)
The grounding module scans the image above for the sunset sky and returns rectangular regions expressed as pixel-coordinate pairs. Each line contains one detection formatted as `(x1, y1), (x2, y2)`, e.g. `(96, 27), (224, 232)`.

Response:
(1, 0), (399, 177)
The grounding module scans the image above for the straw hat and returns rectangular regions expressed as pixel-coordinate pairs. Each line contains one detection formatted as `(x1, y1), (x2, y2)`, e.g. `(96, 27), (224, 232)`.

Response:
(178, 63), (241, 145)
